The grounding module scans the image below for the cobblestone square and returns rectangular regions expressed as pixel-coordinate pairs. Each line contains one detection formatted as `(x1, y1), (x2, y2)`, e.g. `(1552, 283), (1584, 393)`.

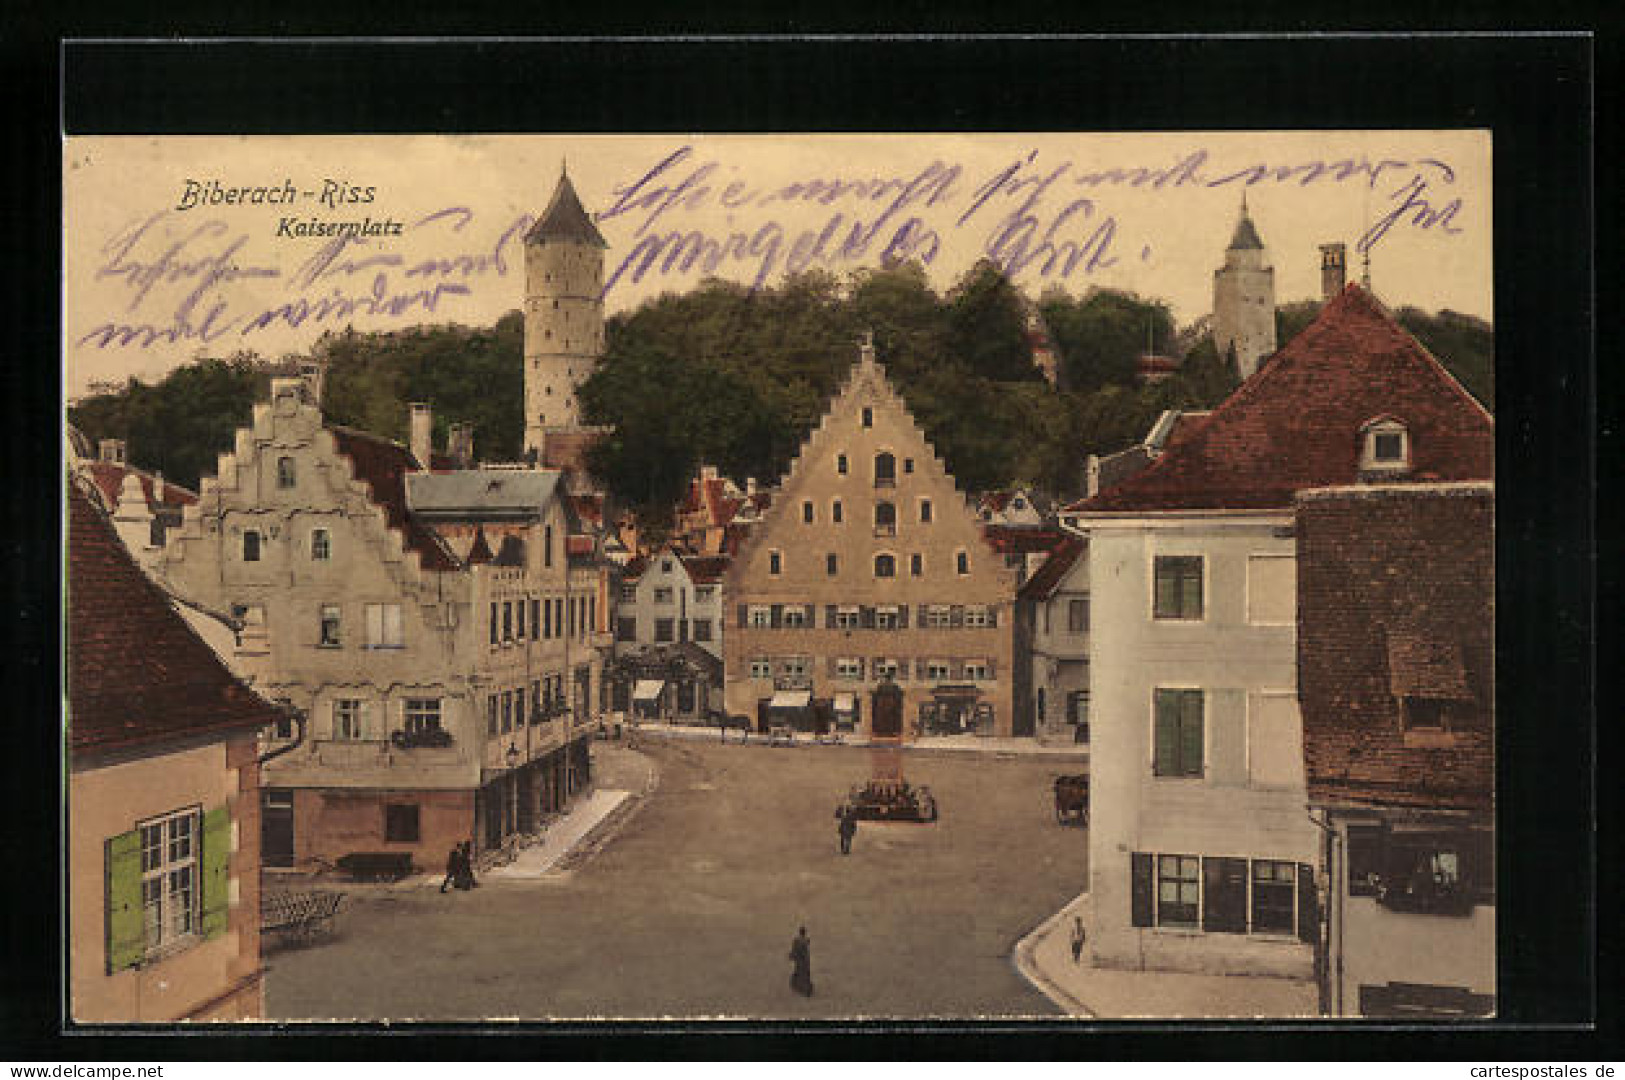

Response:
(265, 739), (1089, 1021)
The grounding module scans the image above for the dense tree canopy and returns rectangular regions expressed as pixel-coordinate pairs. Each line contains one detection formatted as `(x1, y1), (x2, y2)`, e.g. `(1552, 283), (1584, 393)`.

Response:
(67, 266), (1494, 525)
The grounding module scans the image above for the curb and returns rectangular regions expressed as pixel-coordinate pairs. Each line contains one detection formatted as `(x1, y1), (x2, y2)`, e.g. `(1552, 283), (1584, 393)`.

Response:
(633, 725), (1090, 762)
(1011, 894), (1097, 1018)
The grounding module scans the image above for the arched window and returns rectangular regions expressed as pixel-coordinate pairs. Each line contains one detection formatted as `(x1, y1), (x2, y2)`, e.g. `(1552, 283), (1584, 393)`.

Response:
(874, 452), (896, 488)
(874, 553), (896, 578)
(874, 500), (896, 536)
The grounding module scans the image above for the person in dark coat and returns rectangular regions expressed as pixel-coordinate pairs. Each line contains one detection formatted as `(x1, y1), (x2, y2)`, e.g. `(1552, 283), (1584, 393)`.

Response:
(837, 807), (857, 855)
(440, 843), (462, 893)
(788, 926), (813, 997)
(1070, 916), (1087, 963)
(455, 841), (479, 890)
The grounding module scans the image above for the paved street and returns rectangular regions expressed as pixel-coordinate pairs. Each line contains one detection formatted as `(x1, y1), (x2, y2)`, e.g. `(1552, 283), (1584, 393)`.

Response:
(264, 739), (1089, 1020)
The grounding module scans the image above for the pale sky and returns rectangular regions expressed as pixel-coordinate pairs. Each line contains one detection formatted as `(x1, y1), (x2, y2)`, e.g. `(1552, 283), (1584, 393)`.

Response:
(63, 131), (1491, 396)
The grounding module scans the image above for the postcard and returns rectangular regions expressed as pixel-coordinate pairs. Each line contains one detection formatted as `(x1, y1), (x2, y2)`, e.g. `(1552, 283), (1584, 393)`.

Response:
(63, 131), (1495, 1023)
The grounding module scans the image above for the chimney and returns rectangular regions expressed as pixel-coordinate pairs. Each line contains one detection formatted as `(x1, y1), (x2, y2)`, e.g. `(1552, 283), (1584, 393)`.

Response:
(1320, 242), (1347, 300)
(746, 477), (758, 497)
(700, 463), (718, 483)
(448, 423), (475, 469)
(409, 403), (433, 469)
(859, 328), (876, 364)
(98, 438), (126, 465)
(153, 471), (165, 505)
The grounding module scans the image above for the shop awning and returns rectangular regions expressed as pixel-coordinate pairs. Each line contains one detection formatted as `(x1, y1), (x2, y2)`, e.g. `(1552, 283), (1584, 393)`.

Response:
(769, 689), (811, 709)
(633, 679), (666, 702)
(833, 693), (856, 713)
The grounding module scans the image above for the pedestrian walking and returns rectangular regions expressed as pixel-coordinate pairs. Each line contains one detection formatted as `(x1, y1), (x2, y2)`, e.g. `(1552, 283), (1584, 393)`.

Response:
(837, 807), (857, 855)
(788, 926), (813, 997)
(439, 843), (461, 893)
(1070, 916), (1086, 963)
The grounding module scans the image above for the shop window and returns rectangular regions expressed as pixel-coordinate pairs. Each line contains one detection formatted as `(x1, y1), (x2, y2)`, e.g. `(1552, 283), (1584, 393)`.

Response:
(1157, 855), (1201, 927)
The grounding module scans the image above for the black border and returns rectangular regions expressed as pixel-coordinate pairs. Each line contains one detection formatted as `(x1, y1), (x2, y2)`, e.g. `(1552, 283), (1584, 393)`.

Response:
(5, 32), (1604, 1059)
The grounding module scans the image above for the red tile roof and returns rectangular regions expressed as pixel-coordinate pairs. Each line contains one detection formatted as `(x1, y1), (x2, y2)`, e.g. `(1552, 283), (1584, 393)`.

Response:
(1017, 535), (1086, 601)
(981, 524), (1069, 556)
(85, 461), (198, 511)
(1071, 285), (1493, 513)
(1296, 483), (1494, 811)
(620, 554), (649, 582)
(565, 534), (596, 557)
(330, 427), (460, 571)
(570, 493), (604, 527)
(68, 483), (283, 758)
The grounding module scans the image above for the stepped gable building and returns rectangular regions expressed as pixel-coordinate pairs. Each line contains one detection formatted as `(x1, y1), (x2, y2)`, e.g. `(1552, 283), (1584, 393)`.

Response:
(157, 375), (606, 873)
(1065, 283), (1493, 983)
(1212, 194), (1278, 380)
(723, 336), (1020, 738)
(1297, 481), (1495, 1017)
(68, 482), (279, 1022)
(524, 167), (611, 472)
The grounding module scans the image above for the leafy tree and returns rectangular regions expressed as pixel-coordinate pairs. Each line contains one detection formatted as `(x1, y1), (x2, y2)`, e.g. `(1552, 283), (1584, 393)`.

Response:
(1041, 288), (1175, 393)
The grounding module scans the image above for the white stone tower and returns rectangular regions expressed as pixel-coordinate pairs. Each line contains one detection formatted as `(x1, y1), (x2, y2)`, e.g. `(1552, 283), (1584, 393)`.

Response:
(1211, 193), (1277, 380)
(523, 166), (608, 460)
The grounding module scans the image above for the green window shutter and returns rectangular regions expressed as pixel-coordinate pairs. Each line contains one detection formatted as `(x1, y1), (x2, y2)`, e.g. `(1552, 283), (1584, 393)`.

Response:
(1179, 692), (1204, 776)
(1154, 564), (1175, 617)
(105, 829), (145, 973)
(199, 807), (231, 940)
(1153, 691), (1179, 776)
(1130, 853), (1154, 927)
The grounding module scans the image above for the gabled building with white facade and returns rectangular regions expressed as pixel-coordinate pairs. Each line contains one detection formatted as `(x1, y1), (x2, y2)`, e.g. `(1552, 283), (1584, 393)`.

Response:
(1065, 284), (1493, 981)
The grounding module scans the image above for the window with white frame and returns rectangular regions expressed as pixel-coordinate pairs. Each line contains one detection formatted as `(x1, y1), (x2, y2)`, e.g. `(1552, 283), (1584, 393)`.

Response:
(1153, 555), (1204, 620)
(926, 660), (952, 681)
(319, 604), (342, 647)
(783, 607), (808, 629)
(311, 528), (331, 561)
(333, 699), (364, 740)
(964, 605), (991, 628)
(365, 603), (404, 649)
(834, 607), (861, 630)
(873, 658), (899, 681)
(963, 660), (991, 681)
(925, 605), (952, 629)
(694, 586), (715, 602)
(749, 658), (772, 679)
(836, 657), (864, 680)
(403, 698), (442, 735)
(139, 808), (199, 951)
(874, 606), (899, 630)
(1361, 417), (1411, 472)
(1157, 854), (1201, 928)
(1247, 554), (1296, 625)
(749, 605), (772, 628)
(619, 584), (638, 603)
(779, 656), (811, 681)
(653, 587), (674, 604)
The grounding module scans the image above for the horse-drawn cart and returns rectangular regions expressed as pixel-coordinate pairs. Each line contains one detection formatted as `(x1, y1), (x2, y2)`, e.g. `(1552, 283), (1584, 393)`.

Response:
(1054, 774), (1090, 825)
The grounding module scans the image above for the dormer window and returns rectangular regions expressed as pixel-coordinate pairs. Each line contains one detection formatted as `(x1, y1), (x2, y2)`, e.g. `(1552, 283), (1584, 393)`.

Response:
(1361, 418), (1411, 474)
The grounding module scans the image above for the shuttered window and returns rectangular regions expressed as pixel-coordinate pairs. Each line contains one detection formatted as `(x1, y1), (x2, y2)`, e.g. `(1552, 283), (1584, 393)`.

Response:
(1130, 853), (1155, 927)
(1153, 555), (1204, 620)
(107, 805), (227, 973)
(1153, 688), (1204, 777)
(1157, 855), (1201, 927)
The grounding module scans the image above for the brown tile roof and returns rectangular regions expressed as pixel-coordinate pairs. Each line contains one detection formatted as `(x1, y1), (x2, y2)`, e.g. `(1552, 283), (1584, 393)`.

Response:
(565, 534), (596, 558)
(85, 461), (198, 512)
(464, 526), (494, 565)
(68, 483), (283, 759)
(330, 427), (460, 572)
(1296, 483), (1494, 812)
(1070, 285), (1493, 514)
(1017, 535), (1086, 601)
(680, 555), (731, 584)
(620, 554), (649, 582)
